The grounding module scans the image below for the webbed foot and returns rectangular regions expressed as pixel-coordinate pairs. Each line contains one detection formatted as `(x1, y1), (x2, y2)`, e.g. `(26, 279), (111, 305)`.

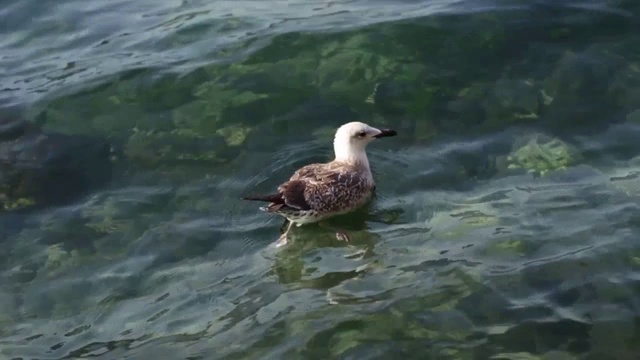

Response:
(275, 233), (289, 248)
(335, 231), (350, 242)
(274, 220), (294, 248)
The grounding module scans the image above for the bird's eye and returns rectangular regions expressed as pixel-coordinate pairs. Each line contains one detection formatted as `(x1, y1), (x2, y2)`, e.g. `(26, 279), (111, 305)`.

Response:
(356, 131), (366, 137)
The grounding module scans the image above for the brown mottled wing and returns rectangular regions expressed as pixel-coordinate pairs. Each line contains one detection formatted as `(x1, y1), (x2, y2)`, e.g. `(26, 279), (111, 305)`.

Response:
(288, 163), (324, 181)
(276, 178), (312, 210)
(278, 164), (371, 213)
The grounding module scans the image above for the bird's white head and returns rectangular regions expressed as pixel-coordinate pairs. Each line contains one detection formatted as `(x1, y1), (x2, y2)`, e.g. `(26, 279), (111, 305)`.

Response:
(333, 121), (397, 167)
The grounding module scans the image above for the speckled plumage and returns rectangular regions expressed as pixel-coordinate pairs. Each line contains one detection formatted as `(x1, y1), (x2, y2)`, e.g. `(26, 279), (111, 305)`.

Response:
(263, 160), (376, 224)
(243, 121), (397, 245)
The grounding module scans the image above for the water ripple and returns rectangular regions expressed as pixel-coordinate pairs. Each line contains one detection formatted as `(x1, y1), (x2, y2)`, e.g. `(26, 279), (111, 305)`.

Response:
(2, 0), (640, 358)
(0, 0), (513, 106)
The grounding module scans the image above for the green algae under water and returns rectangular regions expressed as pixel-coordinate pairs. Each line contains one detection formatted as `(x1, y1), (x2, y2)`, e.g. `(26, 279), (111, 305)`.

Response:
(2, 0), (640, 359)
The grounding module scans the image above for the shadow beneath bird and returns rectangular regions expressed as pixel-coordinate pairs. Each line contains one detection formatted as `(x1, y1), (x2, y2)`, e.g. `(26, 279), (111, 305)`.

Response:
(264, 215), (383, 287)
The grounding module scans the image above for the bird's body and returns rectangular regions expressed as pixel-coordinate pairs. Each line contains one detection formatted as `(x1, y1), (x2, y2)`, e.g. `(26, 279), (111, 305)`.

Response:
(243, 121), (397, 246)
(254, 160), (376, 224)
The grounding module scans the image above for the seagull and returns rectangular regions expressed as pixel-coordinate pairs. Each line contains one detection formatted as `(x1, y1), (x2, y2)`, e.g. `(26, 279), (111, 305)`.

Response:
(242, 121), (397, 246)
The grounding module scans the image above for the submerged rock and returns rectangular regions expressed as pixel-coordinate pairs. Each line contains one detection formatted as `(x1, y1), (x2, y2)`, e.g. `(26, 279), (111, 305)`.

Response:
(447, 77), (543, 131)
(124, 127), (228, 167)
(540, 49), (629, 128)
(0, 115), (38, 141)
(44, 243), (82, 275)
(626, 109), (640, 123)
(0, 116), (113, 211)
(485, 79), (541, 125)
(497, 133), (581, 176)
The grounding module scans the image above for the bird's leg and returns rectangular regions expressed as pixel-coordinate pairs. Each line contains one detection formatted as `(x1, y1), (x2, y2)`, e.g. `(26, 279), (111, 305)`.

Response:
(279, 218), (290, 234)
(275, 220), (294, 248)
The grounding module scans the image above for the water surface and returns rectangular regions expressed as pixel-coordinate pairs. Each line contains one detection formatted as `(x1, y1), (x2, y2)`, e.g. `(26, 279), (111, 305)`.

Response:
(1, 0), (640, 359)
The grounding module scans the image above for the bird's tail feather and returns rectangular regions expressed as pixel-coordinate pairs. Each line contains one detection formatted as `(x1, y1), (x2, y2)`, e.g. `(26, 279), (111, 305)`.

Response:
(242, 195), (267, 201)
(242, 194), (277, 202)
(242, 193), (281, 203)
(243, 193), (283, 213)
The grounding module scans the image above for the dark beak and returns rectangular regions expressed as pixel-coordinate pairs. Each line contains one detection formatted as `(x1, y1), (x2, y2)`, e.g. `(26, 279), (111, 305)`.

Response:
(373, 129), (397, 138)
